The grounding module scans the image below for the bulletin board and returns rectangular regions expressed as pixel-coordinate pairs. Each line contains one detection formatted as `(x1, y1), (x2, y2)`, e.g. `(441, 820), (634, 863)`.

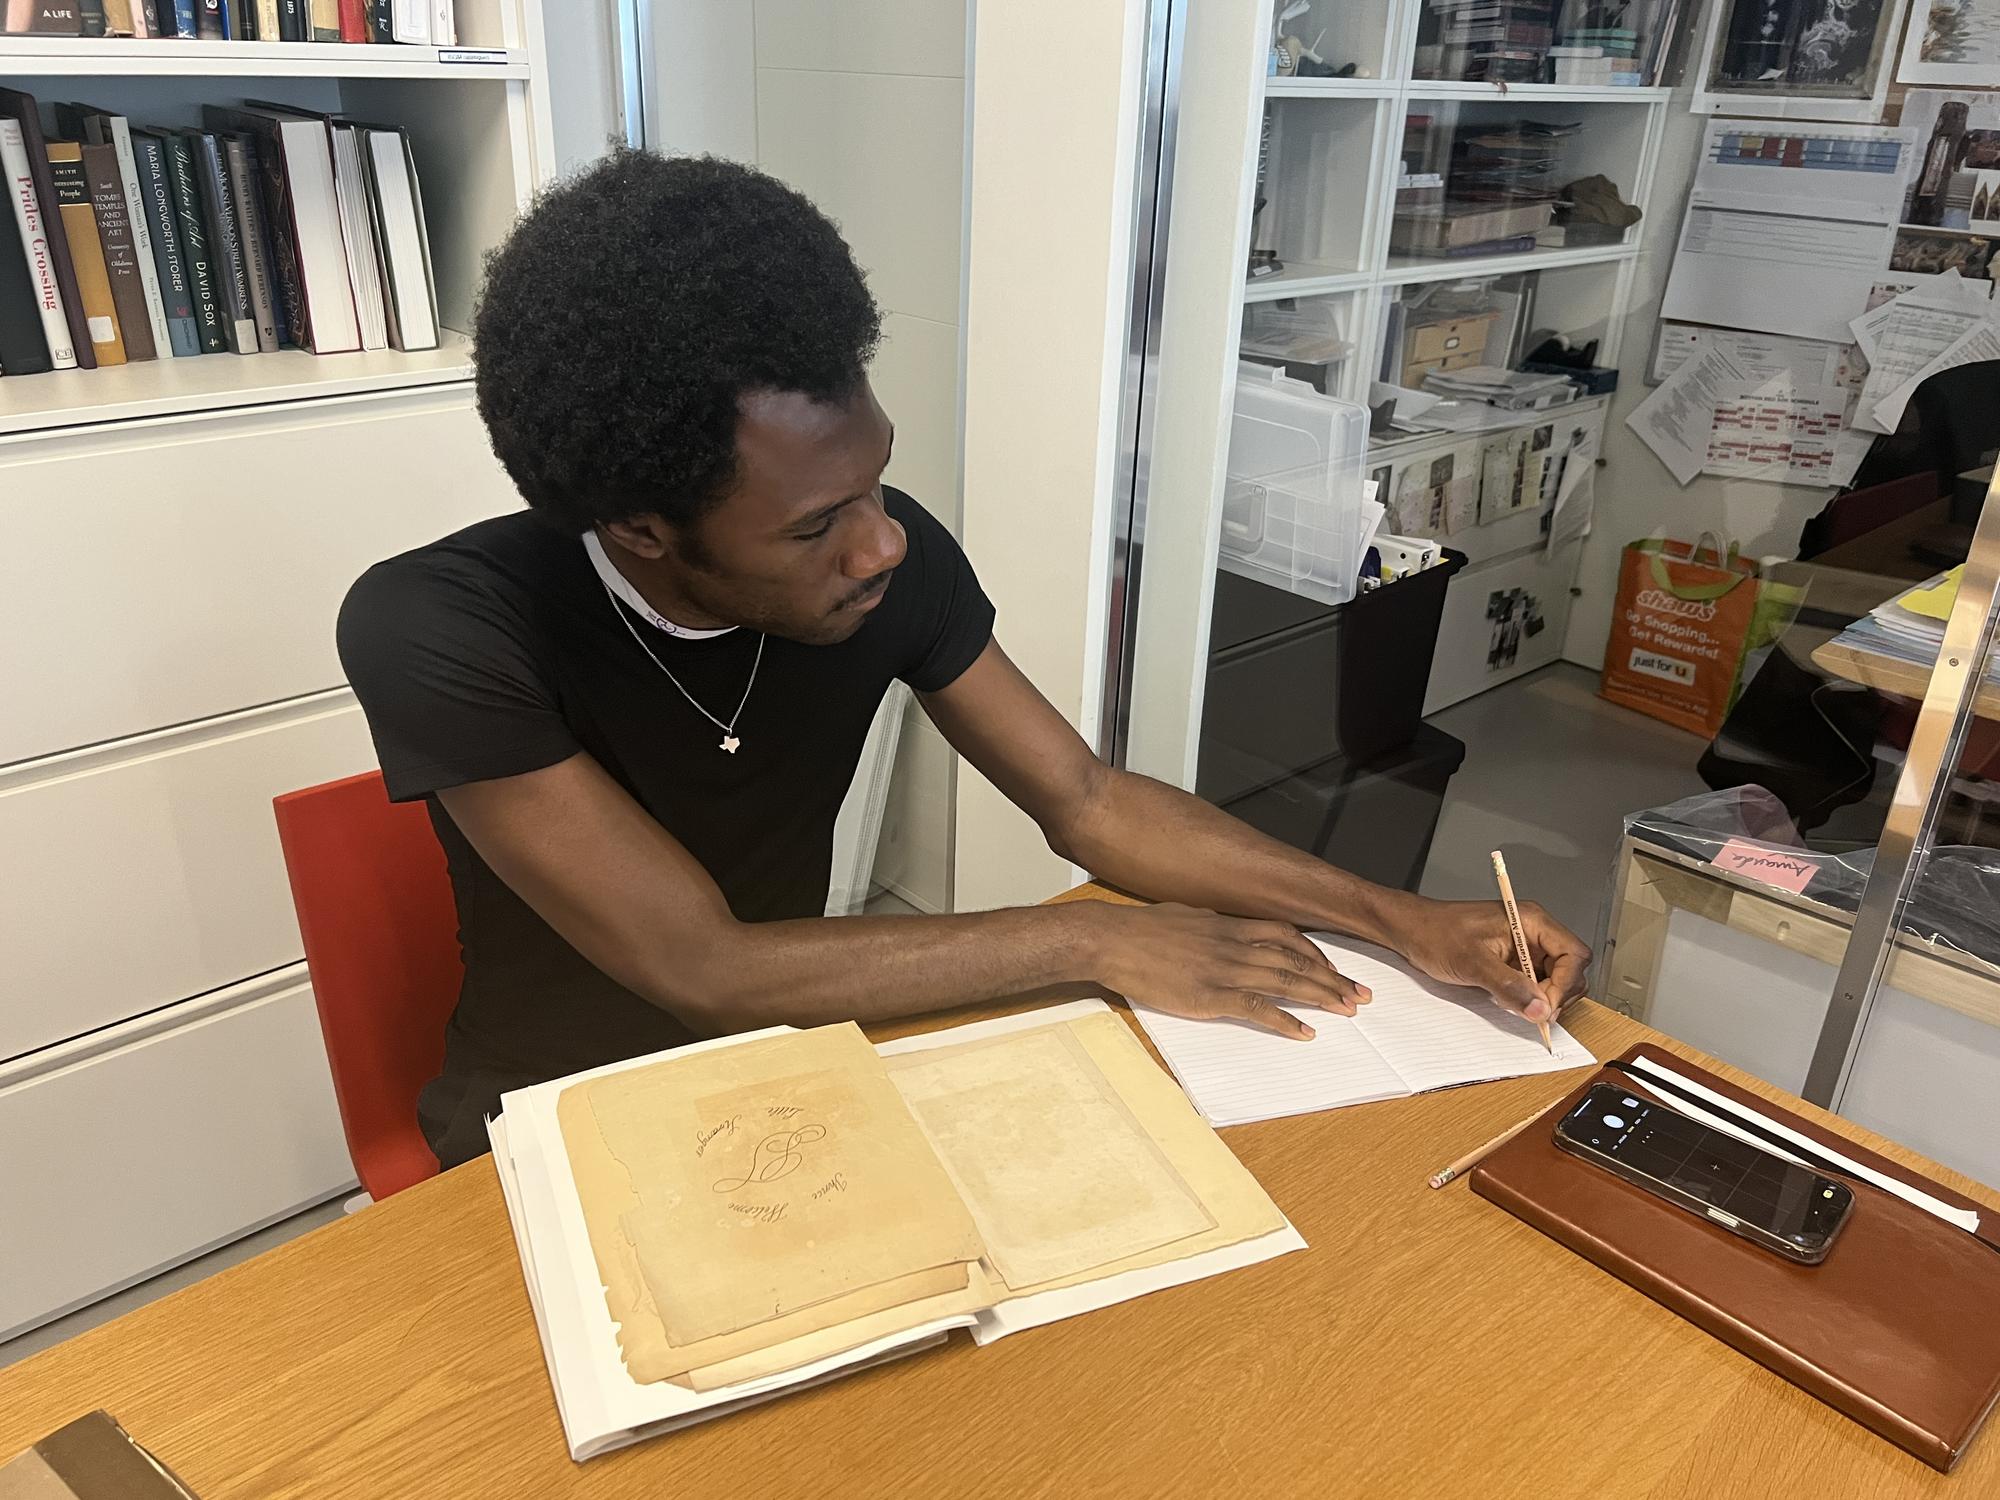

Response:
(1632, 69), (2000, 492)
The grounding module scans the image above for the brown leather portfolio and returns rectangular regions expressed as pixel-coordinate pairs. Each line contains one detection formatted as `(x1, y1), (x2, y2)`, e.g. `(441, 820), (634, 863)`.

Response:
(1472, 1042), (2000, 1473)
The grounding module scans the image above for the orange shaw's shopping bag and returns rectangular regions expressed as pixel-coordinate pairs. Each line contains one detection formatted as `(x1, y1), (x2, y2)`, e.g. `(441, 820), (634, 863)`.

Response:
(1599, 534), (1800, 737)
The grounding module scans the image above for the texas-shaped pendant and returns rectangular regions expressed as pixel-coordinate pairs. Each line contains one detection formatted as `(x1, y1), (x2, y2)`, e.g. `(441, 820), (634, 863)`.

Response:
(721, 735), (742, 754)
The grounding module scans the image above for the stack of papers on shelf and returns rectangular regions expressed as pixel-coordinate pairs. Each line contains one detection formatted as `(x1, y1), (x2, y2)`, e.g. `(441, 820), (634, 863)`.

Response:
(490, 1000), (1305, 1460)
(1827, 567), (2000, 684)
(1420, 366), (1577, 410)
(1133, 935), (1595, 1128)
(1388, 398), (1530, 435)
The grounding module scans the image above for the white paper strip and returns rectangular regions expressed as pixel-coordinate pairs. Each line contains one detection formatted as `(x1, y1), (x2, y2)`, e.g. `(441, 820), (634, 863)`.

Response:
(1611, 1071), (1817, 1172)
(1627, 1055), (1980, 1234)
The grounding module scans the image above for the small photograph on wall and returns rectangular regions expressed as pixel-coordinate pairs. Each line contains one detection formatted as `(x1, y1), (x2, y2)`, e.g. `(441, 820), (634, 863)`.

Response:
(1889, 224), (2000, 276)
(1973, 169), (2000, 224)
(1478, 429), (1534, 524)
(1691, 0), (1914, 119)
(1486, 588), (1547, 669)
(1898, 89), (2000, 258)
(1899, 0), (2000, 84)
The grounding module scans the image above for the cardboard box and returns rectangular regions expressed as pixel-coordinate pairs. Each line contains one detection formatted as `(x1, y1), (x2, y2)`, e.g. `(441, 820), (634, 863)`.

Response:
(1402, 347), (1486, 389)
(0, 1412), (198, 1499)
(1408, 314), (1496, 365)
(1390, 201), (1555, 254)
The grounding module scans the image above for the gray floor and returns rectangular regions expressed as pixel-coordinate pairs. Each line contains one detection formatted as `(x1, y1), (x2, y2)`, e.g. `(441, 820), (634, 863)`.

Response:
(1421, 661), (1709, 949)
(0, 667), (1696, 1375)
(863, 888), (925, 918)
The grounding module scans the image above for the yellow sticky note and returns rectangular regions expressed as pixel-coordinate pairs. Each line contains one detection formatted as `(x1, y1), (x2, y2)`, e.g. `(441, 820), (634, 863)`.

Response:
(1900, 566), (1963, 623)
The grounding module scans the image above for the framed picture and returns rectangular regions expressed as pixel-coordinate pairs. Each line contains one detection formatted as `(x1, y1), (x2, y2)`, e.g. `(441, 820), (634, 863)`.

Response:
(1899, 0), (2000, 85)
(1690, 0), (1915, 120)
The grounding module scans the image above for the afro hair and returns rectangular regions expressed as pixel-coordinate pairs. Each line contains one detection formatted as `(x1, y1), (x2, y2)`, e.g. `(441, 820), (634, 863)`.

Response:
(472, 149), (883, 533)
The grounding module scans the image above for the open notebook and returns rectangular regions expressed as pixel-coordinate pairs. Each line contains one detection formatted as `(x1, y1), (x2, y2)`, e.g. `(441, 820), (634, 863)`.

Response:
(1134, 934), (1596, 1127)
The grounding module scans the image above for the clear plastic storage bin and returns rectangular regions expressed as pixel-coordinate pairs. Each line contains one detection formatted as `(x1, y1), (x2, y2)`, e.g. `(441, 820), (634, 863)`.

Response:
(1219, 364), (1371, 606)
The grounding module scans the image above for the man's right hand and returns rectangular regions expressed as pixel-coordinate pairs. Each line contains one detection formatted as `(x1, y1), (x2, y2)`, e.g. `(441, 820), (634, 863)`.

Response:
(1083, 902), (1366, 1039)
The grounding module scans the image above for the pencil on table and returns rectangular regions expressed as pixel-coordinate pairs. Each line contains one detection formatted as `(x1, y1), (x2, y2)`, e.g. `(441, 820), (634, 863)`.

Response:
(1428, 1105), (1548, 1188)
(1490, 850), (1553, 1055)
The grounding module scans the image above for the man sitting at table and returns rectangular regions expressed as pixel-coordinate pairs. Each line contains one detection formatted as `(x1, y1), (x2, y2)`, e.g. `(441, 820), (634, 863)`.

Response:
(337, 150), (1590, 1168)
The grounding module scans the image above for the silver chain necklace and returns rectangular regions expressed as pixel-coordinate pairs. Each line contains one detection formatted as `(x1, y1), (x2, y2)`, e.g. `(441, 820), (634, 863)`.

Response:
(594, 572), (765, 754)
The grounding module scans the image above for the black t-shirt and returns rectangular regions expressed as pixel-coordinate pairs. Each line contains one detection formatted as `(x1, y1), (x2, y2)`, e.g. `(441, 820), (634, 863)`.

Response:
(336, 488), (993, 1166)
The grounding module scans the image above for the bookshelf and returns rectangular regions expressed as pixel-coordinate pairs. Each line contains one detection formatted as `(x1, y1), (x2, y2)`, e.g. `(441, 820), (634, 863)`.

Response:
(1234, 16), (1669, 719)
(1118, 0), (1679, 787)
(1252, 69), (1669, 410)
(0, 330), (473, 431)
(0, 18), (549, 420)
(0, 0), (551, 1342)
(0, 37), (528, 78)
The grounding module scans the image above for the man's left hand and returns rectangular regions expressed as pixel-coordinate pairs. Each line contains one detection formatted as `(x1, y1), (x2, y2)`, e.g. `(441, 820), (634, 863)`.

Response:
(1387, 897), (1590, 1024)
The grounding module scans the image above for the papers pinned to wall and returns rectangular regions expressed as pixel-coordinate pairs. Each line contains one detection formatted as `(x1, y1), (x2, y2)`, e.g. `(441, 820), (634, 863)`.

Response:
(1627, 344), (1872, 490)
(1660, 121), (1920, 344)
(1850, 275), (2000, 432)
(1639, 103), (2000, 485)
(1648, 323), (1855, 389)
(1547, 417), (1602, 549)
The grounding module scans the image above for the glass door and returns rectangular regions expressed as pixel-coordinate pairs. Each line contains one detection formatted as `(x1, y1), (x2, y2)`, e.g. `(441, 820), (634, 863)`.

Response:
(1110, 0), (2000, 1141)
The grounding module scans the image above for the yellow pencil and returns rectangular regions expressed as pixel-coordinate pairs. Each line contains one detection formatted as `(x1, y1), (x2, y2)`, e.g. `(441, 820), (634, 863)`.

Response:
(1491, 850), (1552, 1055)
(1427, 1105), (1548, 1188)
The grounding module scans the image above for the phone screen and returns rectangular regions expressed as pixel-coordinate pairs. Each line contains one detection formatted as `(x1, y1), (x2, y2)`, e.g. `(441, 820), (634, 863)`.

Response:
(1557, 1085), (1853, 1255)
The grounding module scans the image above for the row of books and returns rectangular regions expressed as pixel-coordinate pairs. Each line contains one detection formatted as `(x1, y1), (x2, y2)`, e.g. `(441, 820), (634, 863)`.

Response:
(1414, 0), (1677, 86)
(1392, 115), (1581, 258)
(1418, 0), (1560, 85)
(2, 0), (456, 44)
(0, 86), (439, 378)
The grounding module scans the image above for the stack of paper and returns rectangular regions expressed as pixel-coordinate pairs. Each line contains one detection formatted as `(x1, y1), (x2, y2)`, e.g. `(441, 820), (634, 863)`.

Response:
(490, 1001), (1305, 1459)
(1133, 935), (1595, 1128)
(1826, 567), (2000, 684)
(1420, 366), (1576, 410)
(1389, 398), (1530, 436)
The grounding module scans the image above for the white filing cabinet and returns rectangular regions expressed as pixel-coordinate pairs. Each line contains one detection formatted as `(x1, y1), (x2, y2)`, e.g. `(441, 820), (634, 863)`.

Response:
(0, 390), (522, 1342)
(0, 2), (551, 1339)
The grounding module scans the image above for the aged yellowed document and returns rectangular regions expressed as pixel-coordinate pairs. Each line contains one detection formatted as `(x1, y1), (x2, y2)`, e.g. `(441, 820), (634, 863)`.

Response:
(886, 1013), (1286, 1296)
(558, 1023), (984, 1381)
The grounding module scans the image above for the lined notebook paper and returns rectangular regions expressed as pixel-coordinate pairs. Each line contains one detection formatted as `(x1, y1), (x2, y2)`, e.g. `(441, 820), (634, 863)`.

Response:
(1133, 935), (1595, 1127)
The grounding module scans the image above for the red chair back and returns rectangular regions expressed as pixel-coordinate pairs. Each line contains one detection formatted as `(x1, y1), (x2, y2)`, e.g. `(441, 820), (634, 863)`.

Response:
(274, 770), (463, 1200)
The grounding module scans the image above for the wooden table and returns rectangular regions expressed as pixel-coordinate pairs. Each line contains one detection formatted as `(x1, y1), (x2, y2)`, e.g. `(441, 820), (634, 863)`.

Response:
(1813, 637), (2000, 721)
(4, 887), (1996, 1499)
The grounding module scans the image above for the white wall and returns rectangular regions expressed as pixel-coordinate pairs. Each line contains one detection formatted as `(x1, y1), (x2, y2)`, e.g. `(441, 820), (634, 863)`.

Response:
(1123, 0), (1269, 790)
(639, 0), (973, 915)
(541, 0), (621, 174)
(1562, 98), (1838, 670)
(952, 0), (1147, 911)
(752, 2), (971, 914)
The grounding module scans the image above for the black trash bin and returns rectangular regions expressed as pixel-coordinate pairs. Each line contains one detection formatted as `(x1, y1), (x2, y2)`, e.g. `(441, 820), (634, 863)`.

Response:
(1197, 550), (1466, 805)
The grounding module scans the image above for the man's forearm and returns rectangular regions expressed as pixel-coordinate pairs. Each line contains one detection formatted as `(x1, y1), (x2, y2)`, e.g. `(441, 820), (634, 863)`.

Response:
(661, 901), (1109, 1035)
(1062, 768), (1425, 946)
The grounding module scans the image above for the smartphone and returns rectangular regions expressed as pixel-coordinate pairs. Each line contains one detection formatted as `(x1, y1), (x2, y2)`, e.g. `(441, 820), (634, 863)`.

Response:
(1553, 1083), (1855, 1264)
